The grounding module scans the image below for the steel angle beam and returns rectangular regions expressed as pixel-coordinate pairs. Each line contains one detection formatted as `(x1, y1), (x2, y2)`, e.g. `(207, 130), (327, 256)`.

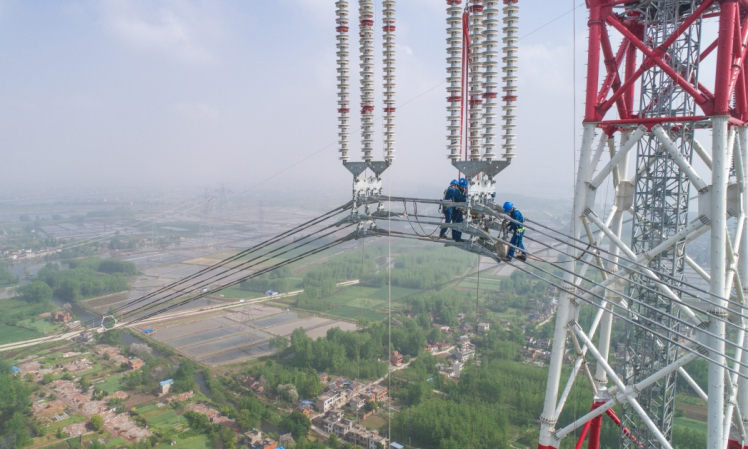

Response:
(367, 161), (389, 176)
(369, 210), (400, 218)
(452, 159), (510, 178)
(439, 222), (494, 241)
(335, 213), (373, 227)
(341, 228), (382, 241)
(444, 240), (504, 263)
(343, 161), (369, 177)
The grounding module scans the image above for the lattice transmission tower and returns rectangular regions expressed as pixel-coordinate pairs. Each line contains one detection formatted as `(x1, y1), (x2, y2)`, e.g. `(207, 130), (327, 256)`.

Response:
(538, 1), (748, 449)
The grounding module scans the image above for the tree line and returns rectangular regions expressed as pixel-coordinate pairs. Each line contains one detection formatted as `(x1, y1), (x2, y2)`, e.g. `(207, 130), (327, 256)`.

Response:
(20, 257), (137, 302)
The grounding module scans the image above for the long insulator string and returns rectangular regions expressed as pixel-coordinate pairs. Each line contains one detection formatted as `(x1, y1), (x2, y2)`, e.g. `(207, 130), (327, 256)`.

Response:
(336, 1), (351, 162)
(501, 0), (519, 159)
(383, 0), (396, 164)
(481, 0), (499, 161)
(447, 0), (463, 162)
(468, 0), (484, 161)
(360, 0), (375, 162)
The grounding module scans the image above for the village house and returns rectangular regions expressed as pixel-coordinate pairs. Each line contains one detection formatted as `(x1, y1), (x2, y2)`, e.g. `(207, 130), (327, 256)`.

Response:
(363, 385), (388, 402)
(295, 401), (314, 416)
(54, 311), (72, 323)
(389, 351), (403, 367)
(332, 418), (354, 438)
(316, 410), (387, 449)
(255, 439), (278, 449)
(159, 379), (174, 396)
(243, 428), (263, 445)
(455, 336), (475, 362)
(128, 357), (144, 370)
(477, 322), (490, 333)
(242, 376), (264, 393)
(349, 395), (366, 411)
(345, 425), (388, 449)
(316, 392), (341, 413)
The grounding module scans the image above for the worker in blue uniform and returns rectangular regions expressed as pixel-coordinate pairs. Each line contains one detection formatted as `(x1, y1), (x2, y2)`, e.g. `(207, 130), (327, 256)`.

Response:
(438, 180), (459, 239)
(503, 201), (526, 261)
(451, 178), (468, 242)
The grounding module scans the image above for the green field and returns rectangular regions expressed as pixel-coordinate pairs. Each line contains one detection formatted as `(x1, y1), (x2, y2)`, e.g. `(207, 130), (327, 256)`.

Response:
(0, 325), (42, 344)
(328, 305), (386, 321)
(136, 403), (160, 414)
(457, 277), (503, 290)
(157, 434), (210, 449)
(98, 373), (125, 394)
(16, 318), (62, 333)
(106, 438), (129, 448)
(674, 416), (708, 434)
(327, 285), (418, 304)
(145, 409), (187, 430)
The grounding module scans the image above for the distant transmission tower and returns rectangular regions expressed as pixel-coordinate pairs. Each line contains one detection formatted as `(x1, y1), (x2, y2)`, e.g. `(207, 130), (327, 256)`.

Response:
(539, 2), (748, 449)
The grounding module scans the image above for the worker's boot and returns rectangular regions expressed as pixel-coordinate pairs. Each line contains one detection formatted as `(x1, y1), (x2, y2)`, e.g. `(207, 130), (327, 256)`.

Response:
(517, 254), (527, 262)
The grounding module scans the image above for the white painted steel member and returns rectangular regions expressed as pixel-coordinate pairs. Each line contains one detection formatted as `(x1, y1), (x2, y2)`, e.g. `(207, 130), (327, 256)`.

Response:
(538, 123), (598, 448)
(738, 125), (748, 449)
(709, 115), (730, 449)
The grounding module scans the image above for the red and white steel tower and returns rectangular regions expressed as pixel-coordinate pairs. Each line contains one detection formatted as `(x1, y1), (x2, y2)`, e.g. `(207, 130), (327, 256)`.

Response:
(539, 1), (748, 449)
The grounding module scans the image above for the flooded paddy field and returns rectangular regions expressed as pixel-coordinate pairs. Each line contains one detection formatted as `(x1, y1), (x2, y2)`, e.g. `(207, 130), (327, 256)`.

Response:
(134, 304), (356, 366)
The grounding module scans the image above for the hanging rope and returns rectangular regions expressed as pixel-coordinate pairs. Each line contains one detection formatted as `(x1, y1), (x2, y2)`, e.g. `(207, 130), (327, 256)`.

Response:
(470, 252), (481, 449)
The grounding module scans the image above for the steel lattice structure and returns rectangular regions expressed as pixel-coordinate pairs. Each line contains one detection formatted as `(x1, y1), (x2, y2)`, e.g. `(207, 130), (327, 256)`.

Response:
(622, 2), (700, 446)
(539, 1), (748, 449)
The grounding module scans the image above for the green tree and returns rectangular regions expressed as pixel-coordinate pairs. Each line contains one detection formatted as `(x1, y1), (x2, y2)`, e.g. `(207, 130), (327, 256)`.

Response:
(211, 425), (236, 449)
(184, 411), (211, 431)
(236, 409), (254, 432)
(327, 433), (341, 449)
(41, 373), (55, 385)
(173, 360), (196, 393)
(269, 336), (289, 354)
(3, 412), (31, 447)
(18, 281), (52, 303)
(90, 414), (104, 431)
(280, 410), (312, 440)
(79, 377), (91, 392)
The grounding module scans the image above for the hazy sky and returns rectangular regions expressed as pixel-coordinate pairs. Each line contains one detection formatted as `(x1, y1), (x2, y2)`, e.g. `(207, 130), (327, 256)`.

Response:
(1, 1), (614, 201)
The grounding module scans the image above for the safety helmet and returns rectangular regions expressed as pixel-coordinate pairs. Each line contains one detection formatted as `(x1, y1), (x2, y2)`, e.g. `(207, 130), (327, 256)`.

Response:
(458, 178), (467, 188)
(450, 179), (458, 185)
(503, 201), (513, 213)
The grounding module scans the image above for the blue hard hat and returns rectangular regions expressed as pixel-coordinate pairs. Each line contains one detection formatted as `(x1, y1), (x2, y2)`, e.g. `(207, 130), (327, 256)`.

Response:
(503, 201), (513, 213)
(458, 178), (467, 187)
(450, 179), (458, 185)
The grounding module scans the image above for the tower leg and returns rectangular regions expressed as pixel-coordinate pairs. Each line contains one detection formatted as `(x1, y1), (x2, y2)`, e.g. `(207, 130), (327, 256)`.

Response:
(538, 123), (597, 449)
(736, 125), (748, 449)
(708, 115), (730, 449)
